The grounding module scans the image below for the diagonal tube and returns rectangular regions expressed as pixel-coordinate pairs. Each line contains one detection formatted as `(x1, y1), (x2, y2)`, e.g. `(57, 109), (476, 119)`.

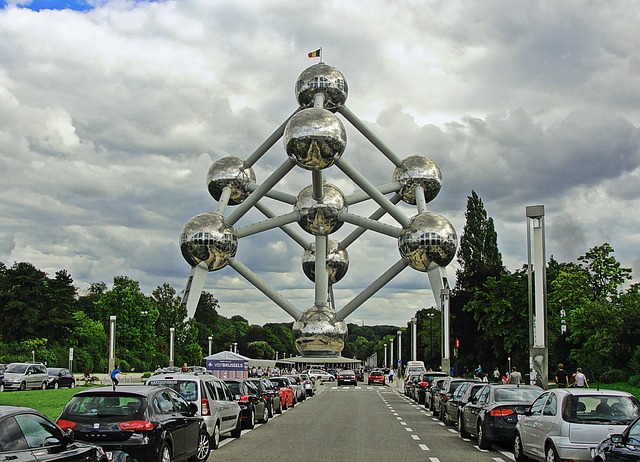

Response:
(245, 108), (300, 167)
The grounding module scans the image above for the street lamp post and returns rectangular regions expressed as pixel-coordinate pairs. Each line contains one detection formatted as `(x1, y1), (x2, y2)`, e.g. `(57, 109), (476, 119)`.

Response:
(410, 317), (417, 361)
(390, 339), (394, 372)
(384, 344), (387, 368)
(208, 336), (212, 356)
(426, 311), (435, 366)
(397, 330), (402, 376)
(169, 328), (175, 367)
(108, 316), (116, 372)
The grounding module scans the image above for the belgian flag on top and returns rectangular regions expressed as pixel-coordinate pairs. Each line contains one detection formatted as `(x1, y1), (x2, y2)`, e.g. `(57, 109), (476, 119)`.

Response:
(308, 48), (321, 58)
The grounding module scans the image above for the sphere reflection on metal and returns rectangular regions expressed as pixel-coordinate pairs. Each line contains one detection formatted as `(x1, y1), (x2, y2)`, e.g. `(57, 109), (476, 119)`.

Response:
(292, 304), (348, 356)
(295, 183), (346, 235)
(284, 108), (347, 170)
(207, 156), (256, 205)
(302, 239), (349, 284)
(398, 212), (457, 271)
(180, 212), (238, 271)
(295, 63), (348, 111)
(392, 155), (442, 205)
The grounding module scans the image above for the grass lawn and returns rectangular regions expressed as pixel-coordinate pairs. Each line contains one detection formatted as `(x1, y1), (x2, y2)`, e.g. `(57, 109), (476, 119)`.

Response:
(0, 386), (92, 420)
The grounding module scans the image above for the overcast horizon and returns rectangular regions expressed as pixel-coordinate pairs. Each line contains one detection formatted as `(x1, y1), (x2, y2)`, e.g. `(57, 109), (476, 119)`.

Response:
(1, 0), (639, 327)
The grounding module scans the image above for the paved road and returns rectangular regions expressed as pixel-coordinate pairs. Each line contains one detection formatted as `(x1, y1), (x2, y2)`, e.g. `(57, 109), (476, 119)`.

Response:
(210, 383), (516, 462)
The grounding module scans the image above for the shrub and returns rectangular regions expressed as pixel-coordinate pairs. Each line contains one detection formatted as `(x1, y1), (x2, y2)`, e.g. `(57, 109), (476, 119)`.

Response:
(629, 375), (640, 388)
(600, 369), (627, 384)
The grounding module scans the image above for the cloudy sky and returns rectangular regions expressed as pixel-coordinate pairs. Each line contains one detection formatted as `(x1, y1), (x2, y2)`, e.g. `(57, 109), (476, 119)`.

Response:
(1, 0), (639, 328)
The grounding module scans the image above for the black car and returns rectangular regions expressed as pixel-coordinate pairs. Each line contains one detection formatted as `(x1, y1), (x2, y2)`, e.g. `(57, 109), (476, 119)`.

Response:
(425, 377), (449, 411)
(247, 377), (282, 417)
(47, 367), (76, 389)
(403, 373), (421, 399)
(459, 383), (543, 449)
(223, 378), (269, 429)
(337, 370), (357, 386)
(56, 385), (210, 462)
(433, 378), (480, 418)
(0, 405), (107, 461)
(415, 371), (450, 405)
(594, 414), (640, 462)
(441, 381), (485, 427)
(354, 369), (364, 382)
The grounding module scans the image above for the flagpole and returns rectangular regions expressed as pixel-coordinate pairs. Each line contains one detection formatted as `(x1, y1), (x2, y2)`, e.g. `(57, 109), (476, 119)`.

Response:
(320, 47), (323, 63)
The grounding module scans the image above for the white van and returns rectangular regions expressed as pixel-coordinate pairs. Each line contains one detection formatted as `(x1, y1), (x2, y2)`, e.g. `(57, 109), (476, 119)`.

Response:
(403, 361), (427, 378)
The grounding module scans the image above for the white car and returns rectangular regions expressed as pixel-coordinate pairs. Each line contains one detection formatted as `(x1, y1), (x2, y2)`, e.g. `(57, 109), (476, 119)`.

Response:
(514, 388), (640, 462)
(305, 369), (335, 382)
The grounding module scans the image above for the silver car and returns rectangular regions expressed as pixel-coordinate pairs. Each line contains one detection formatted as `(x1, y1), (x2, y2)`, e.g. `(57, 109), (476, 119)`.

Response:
(146, 373), (242, 449)
(3, 362), (48, 391)
(514, 388), (640, 462)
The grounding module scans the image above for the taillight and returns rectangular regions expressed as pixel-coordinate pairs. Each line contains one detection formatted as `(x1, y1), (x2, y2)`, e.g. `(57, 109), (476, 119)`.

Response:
(56, 419), (76, 430)
(419, 381), (429, 387)
(201, 397), (210, 416)
(263, 394), (269, 401)
(238, 395), (250, 404)
(118, 420), (155, 431)
(490, 408), (515, 417)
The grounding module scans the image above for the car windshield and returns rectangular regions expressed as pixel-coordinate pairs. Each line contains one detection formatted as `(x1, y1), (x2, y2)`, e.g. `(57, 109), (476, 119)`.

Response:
(47, 368), (62, 376)
(64, 394), (146, 418)
(146, 379), (199, 402)
(564, 394), (640, 424)
(271, 378), (288, 387)
(494, 387), (542, 402)
(6, 364), (28, 373)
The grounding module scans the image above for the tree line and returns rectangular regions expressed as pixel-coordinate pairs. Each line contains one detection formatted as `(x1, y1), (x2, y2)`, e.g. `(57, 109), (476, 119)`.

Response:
(1, 190), (638, 383)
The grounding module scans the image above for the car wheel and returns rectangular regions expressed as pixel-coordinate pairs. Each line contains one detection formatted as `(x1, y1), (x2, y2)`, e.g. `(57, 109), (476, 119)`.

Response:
(158, 442), (172, 462)
(514, 433), (528, 462)
(19, 381), (26, 391)
(230, 416), (242, 438)
(442, 409), (451, 426)
(0, 383), (3, 393)
(291, 396), (296, 408)
(211, 423), (220, 450)
(477, 422), (491, 449)
(545, 444), (559, 462)
(246, 408), (255, 429)
(261, 404), (269, 423)
(41, 381), (47, 390)
(459, 413), (470, 438)
(53, 381), (59, 389)
(190, 429), (210, 462)
(433, 403), (439, 417)
(70, 380), (75, 389)
(276, 400), (283, 414)
(282, 399), (288, 410)
(268, 402), (274, 418)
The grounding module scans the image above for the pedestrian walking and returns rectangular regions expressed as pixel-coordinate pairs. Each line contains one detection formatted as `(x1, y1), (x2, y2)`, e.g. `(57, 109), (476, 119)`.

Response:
(554, 363), (569, 388)
(572, 367), (589, 388)
(493, 367), (501, 383)
(508, 366), (522, 384)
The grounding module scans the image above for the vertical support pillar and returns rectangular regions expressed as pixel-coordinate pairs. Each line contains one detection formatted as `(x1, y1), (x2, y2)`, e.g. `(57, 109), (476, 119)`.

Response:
(108, 316), (116, 373)
(441, 288), (451, 373)
(208, 336), (212, 357)
(397, 330), (402, 375)
(526, 205), (548, 389)
(384, 344), (388, 368)
(390, 339), (394, 373)
(411, 317), (417, 361)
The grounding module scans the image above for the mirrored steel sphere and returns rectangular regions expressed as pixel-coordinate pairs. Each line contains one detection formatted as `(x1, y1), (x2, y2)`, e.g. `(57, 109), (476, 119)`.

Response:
(207, 156), (256, 205)
(302, 239), (349, 284)
(295, 183), (346, 235)
(284, 108), (347, 171)
(180, 212), (238, 271)
(392, 155), (442, 205)
(292, 304), (348, 356)
(295, 63), (348, 111)
(398, 212), (457, 271)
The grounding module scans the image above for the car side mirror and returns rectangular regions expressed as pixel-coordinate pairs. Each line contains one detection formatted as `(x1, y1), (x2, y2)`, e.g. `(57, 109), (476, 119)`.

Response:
(611, 434), (624, 444)
(188, 402), (198, 416)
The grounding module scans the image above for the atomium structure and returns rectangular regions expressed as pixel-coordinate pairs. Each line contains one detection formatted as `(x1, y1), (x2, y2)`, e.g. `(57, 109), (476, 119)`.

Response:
(179, 61), (457, 357)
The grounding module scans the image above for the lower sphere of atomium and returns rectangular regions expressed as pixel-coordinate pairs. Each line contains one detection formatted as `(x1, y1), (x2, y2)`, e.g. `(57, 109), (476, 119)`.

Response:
(295, 183), (346, 235)
(392, 155), (442, 205)
(398, 212), (457, 271)
(302, 239), (349, 284)
(292, 305), (347, 357)
(284, 108), (347, 171)
(295, 63), (348, 112)
(180, 212), (238, 271)
(207, 156), (256, 205)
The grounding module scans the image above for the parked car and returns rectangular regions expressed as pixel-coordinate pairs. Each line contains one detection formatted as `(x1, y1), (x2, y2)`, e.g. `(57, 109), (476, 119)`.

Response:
(368, 370), (386, 386)
(0, 405), (108, 461)
(306, 369), (335, 382)
(441, 381), (485, 427)
(269, 376), (296, 409)
(433, 378), (481, 418)
(0, 363), (6, 393)
(403, 373), (420, 398)
(146, 372), (242, 449)
(514, 388), (640, 462)
(224, 378), (269, 429)
(355, 369), (364, 382)
(298, 373), (315, 396)
(593, 414), (640, 462)
(248, 377), (282, 416)
(337, 370), (358, 386)
(2, 362), (49, 391)
(56, 385), (210, 461)
(47, 367), (76, 389)
(425, 377), (449, 412)
(415, 371), (450, 404)
(285, 375), (306, 402)
(459, 383), (543, 449)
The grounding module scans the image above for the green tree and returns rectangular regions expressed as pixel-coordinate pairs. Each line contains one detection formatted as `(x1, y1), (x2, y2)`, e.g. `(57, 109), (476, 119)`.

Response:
(246, 340), (274, 359)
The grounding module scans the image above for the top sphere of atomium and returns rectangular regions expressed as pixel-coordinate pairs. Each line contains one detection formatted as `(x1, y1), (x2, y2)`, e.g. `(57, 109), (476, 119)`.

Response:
(284, 108), (347, 171)
(295, 63), (348, 112)
(207, 156), (256, 205)
(398, 212), (457, 271)
(392, 156), (442, 205)
(180, 212), (238, 271)
(295, 183), (346, 235)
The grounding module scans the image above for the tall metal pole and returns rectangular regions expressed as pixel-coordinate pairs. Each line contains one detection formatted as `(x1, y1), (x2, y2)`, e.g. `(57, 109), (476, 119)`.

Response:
(169, 328), (175, 367)
(411, 317), (417, 361)
(108, 316), (116, 372)
(208, 336), (212, 356)
(390, 339), (394, 372)
(397, 330), (402, 374)
(441, 288), (451, 373)
(384, 344), (388, 368)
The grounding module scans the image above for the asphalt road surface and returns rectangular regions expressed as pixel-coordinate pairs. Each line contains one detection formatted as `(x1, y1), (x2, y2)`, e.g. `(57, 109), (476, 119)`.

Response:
(211, 382), (516, 462)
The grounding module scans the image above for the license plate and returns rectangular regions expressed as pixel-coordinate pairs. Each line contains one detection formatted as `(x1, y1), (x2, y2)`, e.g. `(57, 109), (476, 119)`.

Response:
(106, 452), (112, 461)
(517, 414), (523, 420)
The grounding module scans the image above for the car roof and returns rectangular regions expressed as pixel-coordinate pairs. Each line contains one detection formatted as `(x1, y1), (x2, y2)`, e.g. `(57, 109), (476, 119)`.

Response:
(74, 385), (163, 397)
(553, 388), (633, 397)
(148, 372), (217, 380)
(0, 405), (46, 418)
